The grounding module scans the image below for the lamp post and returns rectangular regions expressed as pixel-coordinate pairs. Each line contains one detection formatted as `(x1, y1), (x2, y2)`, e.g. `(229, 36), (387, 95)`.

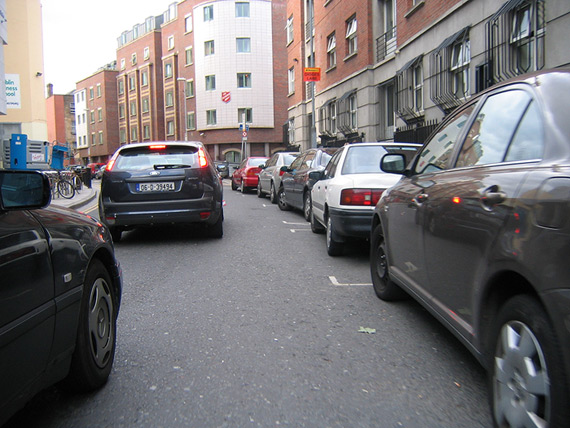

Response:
(177, 77), (188, 141)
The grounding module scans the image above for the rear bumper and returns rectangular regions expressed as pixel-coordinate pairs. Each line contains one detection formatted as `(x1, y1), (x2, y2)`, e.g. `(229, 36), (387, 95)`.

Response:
(101, 197), (222, 227)
(329, 207), (373, 239)
(242, 176), (259, 188)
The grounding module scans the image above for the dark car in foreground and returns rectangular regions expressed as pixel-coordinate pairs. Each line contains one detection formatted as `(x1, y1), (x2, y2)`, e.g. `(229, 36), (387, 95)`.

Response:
(99, 142), (224, 241)
(370, 69), (570, 428)
(0, 170), (122, 426)
(278, 147), (338, 219)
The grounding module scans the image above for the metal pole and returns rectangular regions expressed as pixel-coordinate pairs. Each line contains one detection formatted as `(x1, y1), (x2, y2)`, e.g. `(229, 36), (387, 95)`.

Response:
(309, 6), (317, 148)
(177, 78), (188, 141)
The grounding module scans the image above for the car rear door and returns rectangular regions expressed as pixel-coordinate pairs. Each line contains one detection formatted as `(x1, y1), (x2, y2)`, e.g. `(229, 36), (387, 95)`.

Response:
(421, 87), (544, 339)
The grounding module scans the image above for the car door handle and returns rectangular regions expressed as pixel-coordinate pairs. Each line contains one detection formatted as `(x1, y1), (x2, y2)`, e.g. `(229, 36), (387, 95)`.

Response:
(481, 186), (506, 207)
(412, 193), (429, 206)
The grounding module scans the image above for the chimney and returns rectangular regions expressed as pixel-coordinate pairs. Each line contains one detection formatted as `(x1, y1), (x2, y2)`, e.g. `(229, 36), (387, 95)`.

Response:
(47, 83), (53, 97)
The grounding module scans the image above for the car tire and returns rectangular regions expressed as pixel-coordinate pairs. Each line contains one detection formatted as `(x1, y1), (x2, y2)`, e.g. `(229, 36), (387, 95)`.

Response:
(303, 191), (312, 222)
(257, 183), (264, 198)
(370, 224), (406, 300)
(241, 183), (248, 194)
(277, 187), (291, 211)
(208, 210), (224, 238)
(310, 211), (325, 234)
(231, 179), (238, 191)
(269, 182), (277, 204)
(110, 227), (122, 243)
(326, 216), (343, 256)
(61, 259), (117, 392)
(489, 295), (570, 428)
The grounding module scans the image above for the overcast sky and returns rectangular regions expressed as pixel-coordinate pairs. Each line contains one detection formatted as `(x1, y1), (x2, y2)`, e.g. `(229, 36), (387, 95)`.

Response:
(41, 0), (176, 94)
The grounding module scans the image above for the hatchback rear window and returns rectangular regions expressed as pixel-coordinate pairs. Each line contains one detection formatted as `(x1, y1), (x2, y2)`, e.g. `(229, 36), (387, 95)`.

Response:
(113, 146), (200, 171)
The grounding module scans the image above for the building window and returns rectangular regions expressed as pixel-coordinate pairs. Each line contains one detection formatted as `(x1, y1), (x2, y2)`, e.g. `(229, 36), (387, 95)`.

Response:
(396, 55), (424, 122)
(288, 67), (295, 94)
(451, 38), (471, 98)
(90, 110), (95, 123)
(98, 131), (104, 145)
(165, 63), (173, 78)
(143, 124), (151, 139)
(205, 75), (216, 91)
(142, 97), (149, 113)
(236, 2), (250, 17)
(288, 118), (295, 144)
(185, 47), (193, 65)
(131, 53), (137, 65)
(348, 93), (357, 129)
(165, 91), (174, 107)
(98, 108), (103, 122)
(413, 63), (423, 113)
(120, 128), (126, 143)
(286, 15), (294, 45)
(96, 84), (102, 97)
(185, 14), (193, 32)
(131, 126), (138, 141)
(167, 120), (175, 136)
(168, 35), (175, 50)
(119, 104), (125, 119)
(118, 80), (124, 95)
(91, 133), (96, 145)
(187, 112), (196, 130)
(141, 70), (148, 87)
(327, 101), (336, 134)
(186, 80), (194, 97)
(237, 73), (252, 88)
(236, 38), (251, 53)
(89, 87), (94, 99)
(238, 108), (252, 123)
(130, 101), (137, 116)
(120, 58), (125, 70)
(129, 75), (136, 91)
(204, 5), (213, 21)
(327, 33), (336, 69)
(144, 47), (150, 60)
(346, 16), (357, 56)
(205, 40), (215, 56)
(206, 109), (217, 125)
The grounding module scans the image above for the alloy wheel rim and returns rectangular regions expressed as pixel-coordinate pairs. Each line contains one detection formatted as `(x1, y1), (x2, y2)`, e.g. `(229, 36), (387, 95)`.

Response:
(493, 321), (550, 427)
(376, 244), (387, 279)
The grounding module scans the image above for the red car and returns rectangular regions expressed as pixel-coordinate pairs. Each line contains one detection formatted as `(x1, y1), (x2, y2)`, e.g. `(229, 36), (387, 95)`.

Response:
(231, 156), (269, 193)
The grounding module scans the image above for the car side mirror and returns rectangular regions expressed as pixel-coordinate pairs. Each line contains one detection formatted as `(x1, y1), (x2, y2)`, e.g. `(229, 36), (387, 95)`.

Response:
(280, 166), (290, 173)
(381, 154), (407, 174)
(0, 170), (51, 210)
(308, 170), (324, 181)
(259, 164), (266, 169)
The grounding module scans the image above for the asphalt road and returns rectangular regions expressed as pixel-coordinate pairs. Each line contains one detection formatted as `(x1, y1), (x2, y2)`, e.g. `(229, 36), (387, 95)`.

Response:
(6, 181), (492, 428)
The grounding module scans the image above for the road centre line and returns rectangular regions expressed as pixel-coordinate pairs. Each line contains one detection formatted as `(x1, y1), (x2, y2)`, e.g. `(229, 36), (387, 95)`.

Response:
(329, 276), (372, 287)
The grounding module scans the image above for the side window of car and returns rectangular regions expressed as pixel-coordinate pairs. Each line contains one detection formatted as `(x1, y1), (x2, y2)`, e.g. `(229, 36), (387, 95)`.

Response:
(504, 100), (544, 162)
(414, 105), (476, 174)
(266, 155), (276, 167)
(302, 152), (316, 169)
(323, 150), (342, 179)
(455, 89), (534, 168)
(289, 155), (304, 171)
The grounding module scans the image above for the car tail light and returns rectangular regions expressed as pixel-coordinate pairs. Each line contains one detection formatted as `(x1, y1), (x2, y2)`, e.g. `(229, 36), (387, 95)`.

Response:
(246, 167), (260, 176)
(150, 144), (167, 150)
(198, 148), (208, 168)
(340, 189), (384, 206)
(106, 152), (119, 171)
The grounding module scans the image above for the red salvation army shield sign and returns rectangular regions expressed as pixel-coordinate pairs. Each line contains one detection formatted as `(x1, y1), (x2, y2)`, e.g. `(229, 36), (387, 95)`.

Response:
(222, 91), (231, 103)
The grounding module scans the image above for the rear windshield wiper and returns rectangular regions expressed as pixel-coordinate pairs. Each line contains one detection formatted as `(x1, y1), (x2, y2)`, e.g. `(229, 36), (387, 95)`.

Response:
(153, 164), (192, 170)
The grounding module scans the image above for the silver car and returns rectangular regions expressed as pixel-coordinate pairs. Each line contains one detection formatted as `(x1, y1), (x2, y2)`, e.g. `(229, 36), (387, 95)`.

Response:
(256, 152), (298, 203)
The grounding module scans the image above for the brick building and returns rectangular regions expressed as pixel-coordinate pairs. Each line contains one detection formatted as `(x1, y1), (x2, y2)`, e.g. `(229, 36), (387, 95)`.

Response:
(116, 0), (288, 163)
(46, 84), (76, 165)
(287, 0), (570, 150)
(75, 64), (120, 165)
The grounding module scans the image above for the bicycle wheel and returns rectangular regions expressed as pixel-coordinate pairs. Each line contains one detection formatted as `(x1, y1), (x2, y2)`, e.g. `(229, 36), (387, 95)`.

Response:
(58, 180), (75, 199)
(73, 176), (83, 193)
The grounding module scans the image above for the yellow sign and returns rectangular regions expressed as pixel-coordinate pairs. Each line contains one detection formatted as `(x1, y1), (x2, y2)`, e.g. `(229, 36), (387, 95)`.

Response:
(303, 67), (321, 82)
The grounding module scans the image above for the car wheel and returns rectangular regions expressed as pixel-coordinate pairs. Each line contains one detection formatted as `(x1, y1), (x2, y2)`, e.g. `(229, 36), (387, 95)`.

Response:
(257, 183), (264, 198)
(277, 187), (291, 211)
(61, 259), (117, 392)
(303, 192), (312, 222)
(310, 211), (325, 234)
(110, 227), (122, 243)
(490, 295), (570, 428)
(241, 183), (248, 194)
(370, 224), (406, 300)
(208, 210), (223, 238)
(269, 182), (277, 204)
(231, 179), (238, 191)
(326, 216), (343, 256)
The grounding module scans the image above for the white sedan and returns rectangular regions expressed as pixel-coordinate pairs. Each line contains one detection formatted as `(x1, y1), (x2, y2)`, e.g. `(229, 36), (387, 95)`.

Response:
(310, 142), (421, 256)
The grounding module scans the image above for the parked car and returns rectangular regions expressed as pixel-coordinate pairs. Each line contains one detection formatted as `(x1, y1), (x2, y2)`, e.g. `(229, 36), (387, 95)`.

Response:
(99, 141), (224, 241)
(95, 164), (107, 179)
(370, 69), (570, 428)
(277, 147), (338, 218)
(256, 151), (299, 202)
(87, 162), (106, 174)
(310, 142), (421, 256)
(0, 169), (122, 426)
(214, 161), (230, 179)
(231, 156), (269, 193)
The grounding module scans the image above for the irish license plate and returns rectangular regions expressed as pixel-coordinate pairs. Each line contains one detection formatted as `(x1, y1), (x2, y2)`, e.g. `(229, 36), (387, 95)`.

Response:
(137, 182), (175, 192)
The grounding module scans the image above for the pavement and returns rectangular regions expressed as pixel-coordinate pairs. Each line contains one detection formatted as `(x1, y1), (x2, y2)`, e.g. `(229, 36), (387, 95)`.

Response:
(50, 179), (99, 211)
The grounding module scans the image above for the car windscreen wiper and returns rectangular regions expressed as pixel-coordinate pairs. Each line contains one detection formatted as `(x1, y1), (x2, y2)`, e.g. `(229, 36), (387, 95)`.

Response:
(153, 164), (193, 170)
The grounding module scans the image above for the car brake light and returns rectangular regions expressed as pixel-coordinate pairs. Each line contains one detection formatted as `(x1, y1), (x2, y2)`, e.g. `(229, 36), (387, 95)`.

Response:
(246, 167), (260, 176)
(106, 159), (116, 171)
(452, 196), (461, 204)
(150, 145), (167, 150)
(198, 148), (208, 168)
(340, 189), (384, 206)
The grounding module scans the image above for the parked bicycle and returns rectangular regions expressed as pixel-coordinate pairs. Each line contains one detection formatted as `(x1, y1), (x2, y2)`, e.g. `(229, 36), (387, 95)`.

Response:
(45, 170), (75, 199)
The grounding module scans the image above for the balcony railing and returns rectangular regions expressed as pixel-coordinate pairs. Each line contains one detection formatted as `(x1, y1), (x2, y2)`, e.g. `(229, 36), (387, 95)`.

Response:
(376, 28), (397, 63)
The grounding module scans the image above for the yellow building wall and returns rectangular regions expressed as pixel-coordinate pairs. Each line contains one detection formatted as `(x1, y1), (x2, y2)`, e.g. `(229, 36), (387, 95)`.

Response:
(0, 0), (47, 140)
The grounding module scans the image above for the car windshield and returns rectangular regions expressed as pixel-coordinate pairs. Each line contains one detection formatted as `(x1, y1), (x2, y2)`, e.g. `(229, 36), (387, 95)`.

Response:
(247, 158), (267, 167)
(114, 146), (199, 171)
(283, 154), (298, 164)
(341, 146), (389, 174)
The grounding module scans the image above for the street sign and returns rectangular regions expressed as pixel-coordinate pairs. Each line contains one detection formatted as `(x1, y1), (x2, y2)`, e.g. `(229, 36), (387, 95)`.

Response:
(242, 131), (248, 137)
(303, 67), (321, 82)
